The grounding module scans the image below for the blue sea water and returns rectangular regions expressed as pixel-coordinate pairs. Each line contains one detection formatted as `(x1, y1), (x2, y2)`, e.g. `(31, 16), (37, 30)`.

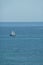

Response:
(0, 22), (43, 65)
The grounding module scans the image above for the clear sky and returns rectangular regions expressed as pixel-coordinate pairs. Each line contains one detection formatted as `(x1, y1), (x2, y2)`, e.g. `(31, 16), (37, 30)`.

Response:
(0, 0), (43, 22)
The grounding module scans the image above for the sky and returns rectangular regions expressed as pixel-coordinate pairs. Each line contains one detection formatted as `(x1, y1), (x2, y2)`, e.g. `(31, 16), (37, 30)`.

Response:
(0, 0), (43, 22)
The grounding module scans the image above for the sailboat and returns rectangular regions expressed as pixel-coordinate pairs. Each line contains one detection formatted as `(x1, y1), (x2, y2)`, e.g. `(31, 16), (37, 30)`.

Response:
(10, 31), (16, 36)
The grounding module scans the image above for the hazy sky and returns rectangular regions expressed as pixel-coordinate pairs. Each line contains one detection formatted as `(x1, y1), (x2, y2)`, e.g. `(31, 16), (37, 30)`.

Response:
(0, 0), (43, 22)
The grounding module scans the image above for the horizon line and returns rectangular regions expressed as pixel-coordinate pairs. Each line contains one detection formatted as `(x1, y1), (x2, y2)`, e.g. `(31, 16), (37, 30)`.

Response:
(0, 21), (43, 23)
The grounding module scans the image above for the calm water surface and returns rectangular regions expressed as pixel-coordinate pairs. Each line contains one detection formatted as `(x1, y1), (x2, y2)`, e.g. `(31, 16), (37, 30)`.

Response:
(0, 25), (43, 65)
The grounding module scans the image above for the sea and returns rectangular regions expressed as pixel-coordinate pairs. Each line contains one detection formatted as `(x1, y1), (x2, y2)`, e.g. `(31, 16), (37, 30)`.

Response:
(0, 22), (43, 65)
